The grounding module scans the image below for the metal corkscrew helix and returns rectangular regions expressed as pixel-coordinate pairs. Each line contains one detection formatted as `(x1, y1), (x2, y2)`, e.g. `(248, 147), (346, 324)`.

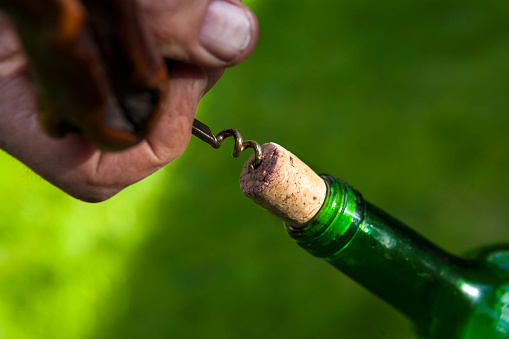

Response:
(192, 119), (263, 168)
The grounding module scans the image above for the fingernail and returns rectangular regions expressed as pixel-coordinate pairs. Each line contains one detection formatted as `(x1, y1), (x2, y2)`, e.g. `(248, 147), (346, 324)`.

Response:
(200, 1), (251, 61)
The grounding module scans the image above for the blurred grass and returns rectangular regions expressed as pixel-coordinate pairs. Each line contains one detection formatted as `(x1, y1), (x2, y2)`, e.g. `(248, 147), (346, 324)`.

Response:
(1, 0), (509, 338)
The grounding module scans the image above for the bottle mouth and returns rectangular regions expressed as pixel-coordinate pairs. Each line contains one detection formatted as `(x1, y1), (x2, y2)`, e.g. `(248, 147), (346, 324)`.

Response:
(286, 175), (365, 259)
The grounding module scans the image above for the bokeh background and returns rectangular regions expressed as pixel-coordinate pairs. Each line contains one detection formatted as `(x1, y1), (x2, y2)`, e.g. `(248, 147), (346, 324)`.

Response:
(1, 0), (509, 338)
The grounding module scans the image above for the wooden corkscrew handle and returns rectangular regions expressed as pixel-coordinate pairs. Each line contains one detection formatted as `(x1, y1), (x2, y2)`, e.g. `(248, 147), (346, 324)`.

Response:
(0, 0), (168, 151)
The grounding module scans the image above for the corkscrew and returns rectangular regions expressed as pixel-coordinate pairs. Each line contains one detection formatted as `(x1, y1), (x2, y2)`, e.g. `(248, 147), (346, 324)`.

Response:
(192, 119), (263, 168)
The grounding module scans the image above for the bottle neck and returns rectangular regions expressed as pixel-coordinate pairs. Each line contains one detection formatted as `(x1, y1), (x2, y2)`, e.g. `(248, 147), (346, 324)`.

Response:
(286, 175), (477, 325)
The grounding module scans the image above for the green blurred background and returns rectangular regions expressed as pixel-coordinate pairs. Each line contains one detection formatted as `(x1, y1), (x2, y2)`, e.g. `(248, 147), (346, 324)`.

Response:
(1, 0), (509, 338)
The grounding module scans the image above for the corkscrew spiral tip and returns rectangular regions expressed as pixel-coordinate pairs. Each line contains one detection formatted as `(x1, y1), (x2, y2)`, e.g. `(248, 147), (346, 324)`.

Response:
(192, 119), (262, 168)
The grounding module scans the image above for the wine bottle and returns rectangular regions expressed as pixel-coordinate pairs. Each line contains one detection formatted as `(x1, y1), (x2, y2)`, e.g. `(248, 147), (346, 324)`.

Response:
(240, 143), (509, 339)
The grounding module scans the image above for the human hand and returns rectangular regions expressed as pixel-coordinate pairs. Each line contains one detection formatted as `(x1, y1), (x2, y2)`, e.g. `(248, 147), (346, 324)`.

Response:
(0, 0), (259, 202)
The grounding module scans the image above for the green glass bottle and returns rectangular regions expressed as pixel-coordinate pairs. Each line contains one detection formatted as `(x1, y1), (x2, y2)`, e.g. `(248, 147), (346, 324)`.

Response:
(286, 175), (509, 339)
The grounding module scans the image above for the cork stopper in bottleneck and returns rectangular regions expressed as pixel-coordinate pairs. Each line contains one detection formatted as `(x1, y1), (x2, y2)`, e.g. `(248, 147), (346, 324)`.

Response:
(239, 143), (327, 227)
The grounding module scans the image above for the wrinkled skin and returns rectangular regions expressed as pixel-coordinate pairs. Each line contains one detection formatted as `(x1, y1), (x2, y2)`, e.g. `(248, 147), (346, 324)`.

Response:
(0, 0), (259, 202)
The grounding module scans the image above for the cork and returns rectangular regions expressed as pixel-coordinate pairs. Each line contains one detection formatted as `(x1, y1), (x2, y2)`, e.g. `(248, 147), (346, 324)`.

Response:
(239, 142), (327, 227)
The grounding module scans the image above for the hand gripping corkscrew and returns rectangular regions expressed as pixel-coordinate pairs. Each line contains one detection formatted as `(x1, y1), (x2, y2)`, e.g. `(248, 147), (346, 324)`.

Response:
(192, 119), (263, 168)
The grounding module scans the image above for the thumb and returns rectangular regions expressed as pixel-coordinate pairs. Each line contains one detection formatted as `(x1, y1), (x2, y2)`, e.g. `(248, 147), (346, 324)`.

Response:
(139, 0), (259, 67)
